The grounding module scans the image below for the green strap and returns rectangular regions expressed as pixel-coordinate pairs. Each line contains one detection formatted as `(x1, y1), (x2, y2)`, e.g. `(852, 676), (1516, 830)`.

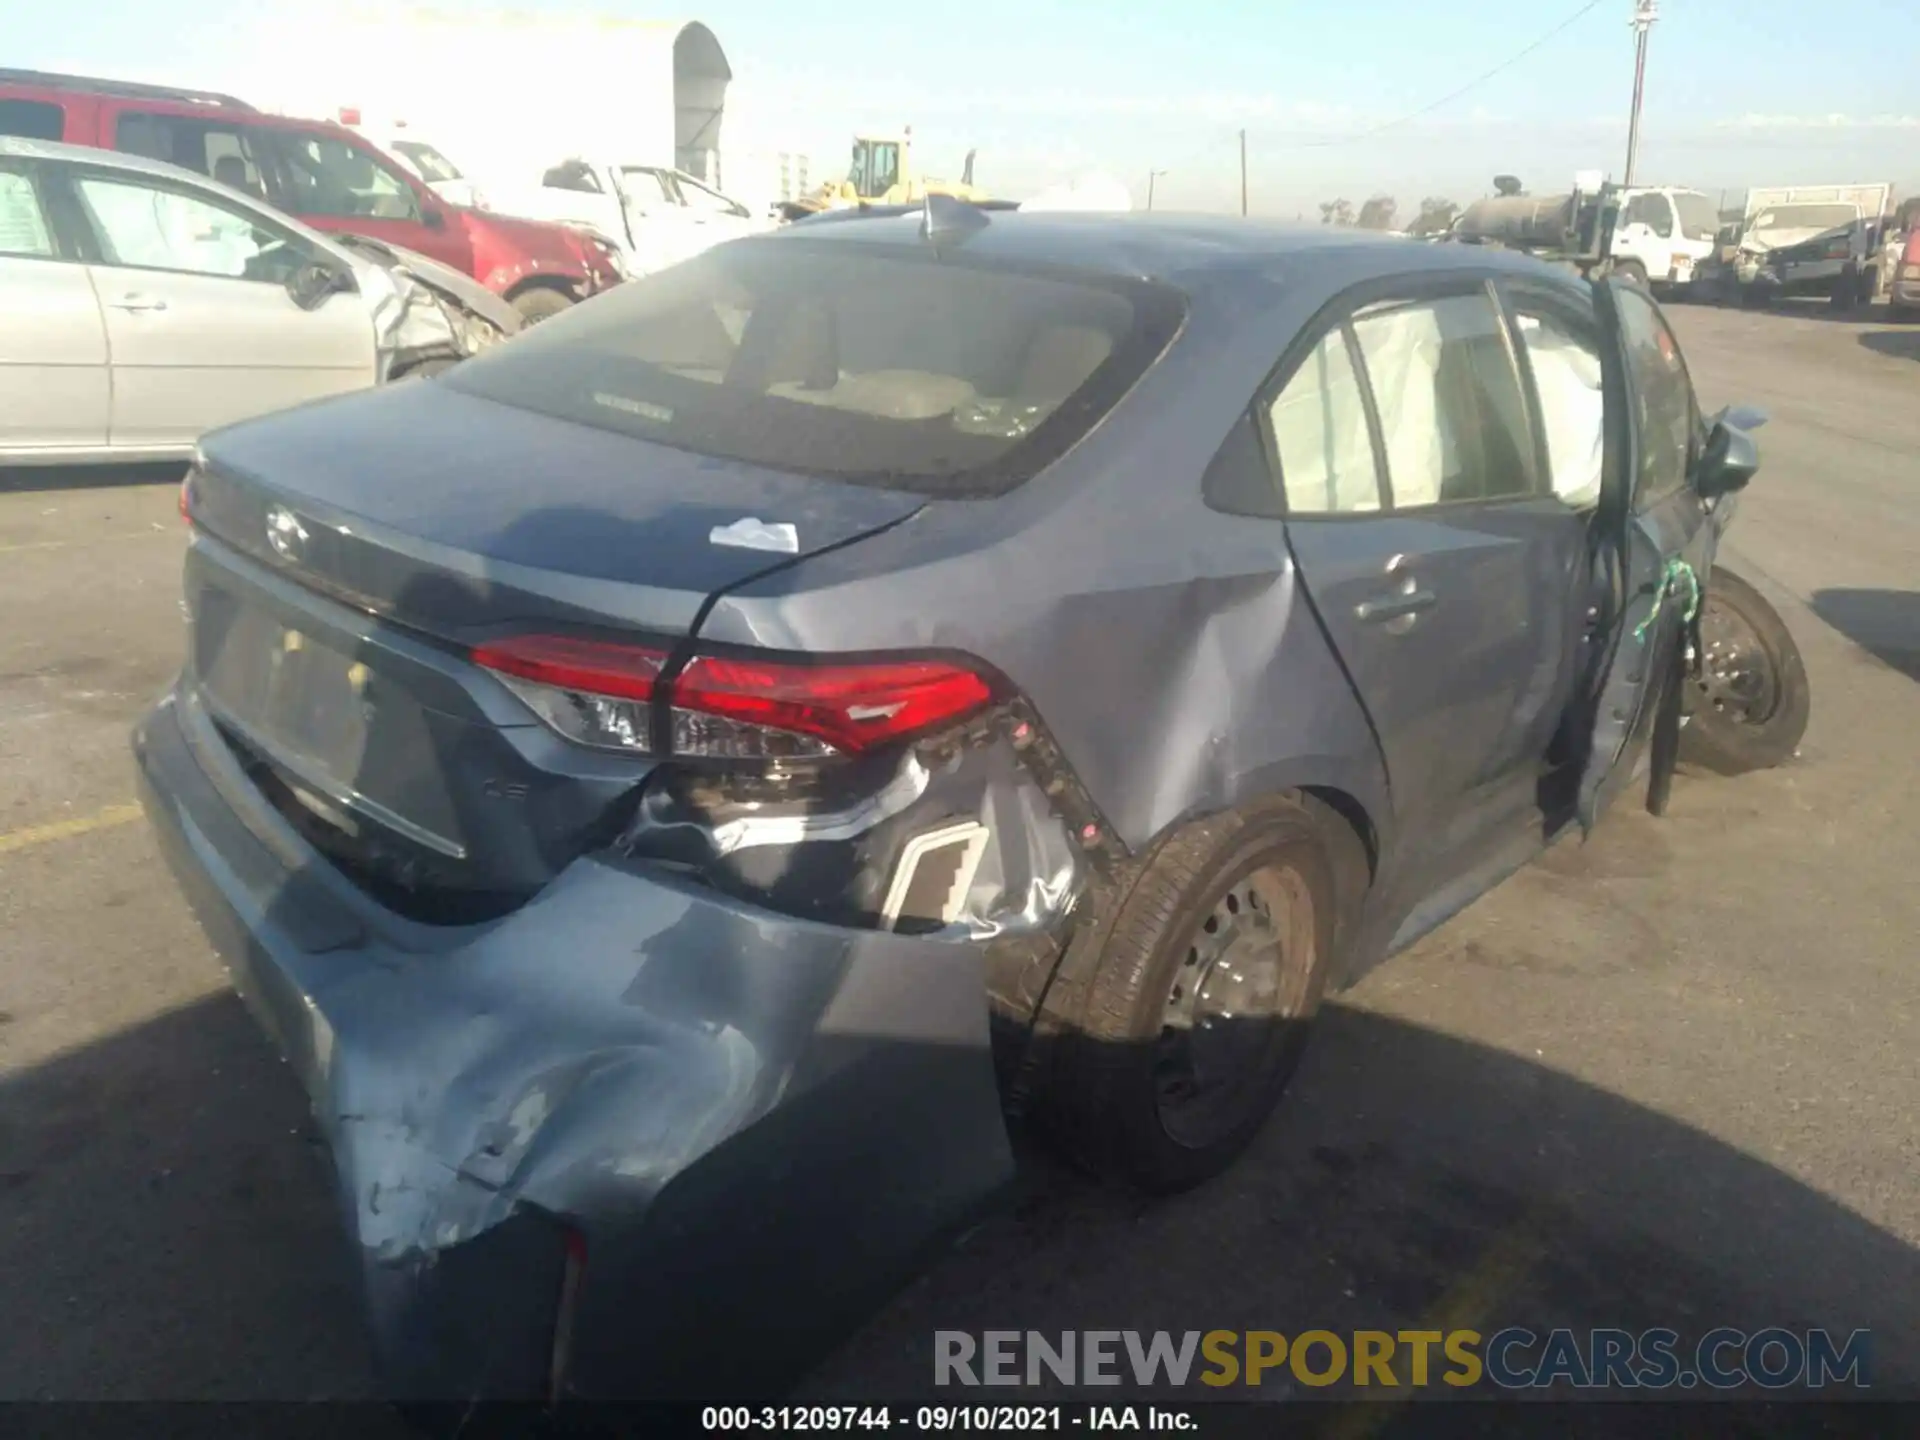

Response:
(1633, 558), (1701, 646)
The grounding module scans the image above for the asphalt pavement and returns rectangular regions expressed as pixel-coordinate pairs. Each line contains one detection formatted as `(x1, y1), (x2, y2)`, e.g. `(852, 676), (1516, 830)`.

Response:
(0, 305), (1915, 1420)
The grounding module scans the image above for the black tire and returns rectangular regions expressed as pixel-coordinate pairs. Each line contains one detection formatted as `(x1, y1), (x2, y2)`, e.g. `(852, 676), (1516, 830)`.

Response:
(1679, 567), (1811, 775)
(1041, 798), (1336, 1194)
(511, 286), (575, 325)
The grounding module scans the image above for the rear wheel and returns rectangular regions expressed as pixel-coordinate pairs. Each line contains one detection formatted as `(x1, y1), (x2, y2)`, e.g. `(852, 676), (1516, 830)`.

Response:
(510, 285), (575, 325)
(1041, 799), (1336, 1193)
(1679, 567), (1811, 775)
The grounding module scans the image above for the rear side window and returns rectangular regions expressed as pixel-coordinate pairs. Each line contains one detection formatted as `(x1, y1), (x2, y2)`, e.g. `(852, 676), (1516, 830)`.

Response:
(113, 113), (271, 200)
(0, 166), (56, 257)
(1266, 329), (1380, 514)
(0, 99), (65, 142)
(1351, 293), (1534, 507)
(1271, 287), (1537, 514)
(1508, 298), (1606, 509)
(442, 241), (1185, 496)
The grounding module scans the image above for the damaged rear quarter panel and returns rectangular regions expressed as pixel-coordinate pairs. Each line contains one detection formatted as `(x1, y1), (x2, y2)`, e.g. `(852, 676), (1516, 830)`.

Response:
(692, 270), (1393, 877)
(317, 862), (1013, 1394)
(139, 687), (1016, 1399)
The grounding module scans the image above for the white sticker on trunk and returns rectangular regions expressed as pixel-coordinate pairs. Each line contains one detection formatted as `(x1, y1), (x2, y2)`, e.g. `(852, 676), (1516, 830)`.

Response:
(709, 517), (799, 553)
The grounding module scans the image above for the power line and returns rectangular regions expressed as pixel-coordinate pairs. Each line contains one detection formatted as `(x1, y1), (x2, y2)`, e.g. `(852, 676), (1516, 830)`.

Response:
(1294, 0), (1608, 148)
(1146, 0), (1608, 203)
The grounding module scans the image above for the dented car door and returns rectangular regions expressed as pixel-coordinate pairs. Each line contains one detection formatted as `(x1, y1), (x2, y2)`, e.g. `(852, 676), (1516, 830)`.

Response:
(1576, 278), (1719, 825)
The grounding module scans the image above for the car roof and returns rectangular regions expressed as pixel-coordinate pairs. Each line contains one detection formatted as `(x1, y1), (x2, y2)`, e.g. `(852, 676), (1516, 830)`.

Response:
(768, 208), (1582, 296)
(0, 66), (258, 111)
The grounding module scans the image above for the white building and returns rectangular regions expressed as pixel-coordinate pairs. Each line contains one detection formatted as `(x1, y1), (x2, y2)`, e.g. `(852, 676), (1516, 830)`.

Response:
(242, 9), (741, 193)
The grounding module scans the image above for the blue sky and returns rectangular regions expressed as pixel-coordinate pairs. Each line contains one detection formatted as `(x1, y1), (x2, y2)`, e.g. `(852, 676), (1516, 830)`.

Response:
(16, 0), (1920, 210)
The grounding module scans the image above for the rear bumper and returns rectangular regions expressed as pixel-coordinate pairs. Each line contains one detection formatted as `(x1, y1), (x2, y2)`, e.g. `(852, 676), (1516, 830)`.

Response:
(133, 680), (1017, 1401)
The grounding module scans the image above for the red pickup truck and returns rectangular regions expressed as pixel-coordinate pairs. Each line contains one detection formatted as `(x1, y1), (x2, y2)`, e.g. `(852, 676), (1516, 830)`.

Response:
(0, 69), (622, 322)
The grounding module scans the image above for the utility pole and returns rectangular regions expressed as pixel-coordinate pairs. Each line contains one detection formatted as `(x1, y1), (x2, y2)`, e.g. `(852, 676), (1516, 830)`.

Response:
(1239, 129), (1248, 216)
(1623, 0), (1658, 187)
(1148, 169), (1167, 210)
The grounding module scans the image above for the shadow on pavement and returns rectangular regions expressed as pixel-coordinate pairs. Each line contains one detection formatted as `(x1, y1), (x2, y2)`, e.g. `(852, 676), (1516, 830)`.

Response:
(3, 988), (1915, 1421)
(0, 462), (189, 495)
(811, 1002), (1920, 1417)
(1858, 329), (1920, 363)
(1810, 588), (1920, 681)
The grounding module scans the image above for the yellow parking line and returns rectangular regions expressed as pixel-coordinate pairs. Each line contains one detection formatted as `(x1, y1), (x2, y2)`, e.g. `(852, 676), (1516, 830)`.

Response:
(0, 802), (144, 857)
(1319, 1216), (1545, 1440)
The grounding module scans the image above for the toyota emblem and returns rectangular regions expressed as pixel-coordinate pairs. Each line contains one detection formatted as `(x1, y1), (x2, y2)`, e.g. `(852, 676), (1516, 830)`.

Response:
(266, 505), (309, 564)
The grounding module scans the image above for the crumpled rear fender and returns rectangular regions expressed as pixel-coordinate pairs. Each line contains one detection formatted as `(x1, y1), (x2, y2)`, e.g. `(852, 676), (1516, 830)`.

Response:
(134, 688), (1017, 1401)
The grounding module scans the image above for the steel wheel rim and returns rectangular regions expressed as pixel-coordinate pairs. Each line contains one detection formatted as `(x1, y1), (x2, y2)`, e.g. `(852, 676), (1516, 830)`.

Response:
(1694, 593), (1781, 727)
(1154, 863), (1314, 1151)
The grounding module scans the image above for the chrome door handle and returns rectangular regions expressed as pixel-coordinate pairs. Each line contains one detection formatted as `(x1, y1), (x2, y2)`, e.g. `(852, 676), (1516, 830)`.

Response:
(1356, 588), (1438, 623)
(108, 295), (168, 312)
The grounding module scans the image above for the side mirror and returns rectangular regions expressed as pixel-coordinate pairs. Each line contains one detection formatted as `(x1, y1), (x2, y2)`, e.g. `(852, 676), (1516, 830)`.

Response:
(287, 262), (354, 311)
(423, 204), (446, 230)
(1695, 417), (1760, 501)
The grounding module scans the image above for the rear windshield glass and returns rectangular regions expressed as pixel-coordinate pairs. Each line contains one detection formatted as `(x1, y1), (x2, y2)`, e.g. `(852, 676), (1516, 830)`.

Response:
(441, 238), (1184, 496)
(1750, 203), (1857, 234)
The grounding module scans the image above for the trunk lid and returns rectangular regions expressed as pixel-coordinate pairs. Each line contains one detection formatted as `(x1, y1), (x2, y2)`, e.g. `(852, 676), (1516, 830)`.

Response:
(192, 381), (924, 639)
(185, 382), (923, 923)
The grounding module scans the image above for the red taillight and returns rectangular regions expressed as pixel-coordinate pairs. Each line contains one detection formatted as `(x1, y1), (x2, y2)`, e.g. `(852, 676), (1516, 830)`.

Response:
(471, 635), (992, 760)
(471, 635), (666, 754)
(471, 634), (667, 702)
(671, 653), (992, 757)
(178, 471), (194, 525)
(1904, 231), (1920, 264)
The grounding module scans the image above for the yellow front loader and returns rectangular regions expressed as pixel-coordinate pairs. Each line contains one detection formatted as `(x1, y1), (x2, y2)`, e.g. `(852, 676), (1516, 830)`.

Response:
(777, 129), (988, 220)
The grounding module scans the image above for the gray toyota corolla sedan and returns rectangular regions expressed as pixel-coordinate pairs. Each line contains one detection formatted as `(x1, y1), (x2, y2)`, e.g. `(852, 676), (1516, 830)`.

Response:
(134, 204), (1804, 1404)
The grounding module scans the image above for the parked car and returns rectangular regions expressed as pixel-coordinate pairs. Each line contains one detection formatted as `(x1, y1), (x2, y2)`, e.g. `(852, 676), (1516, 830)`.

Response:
(511, 157), (771, 275)
(378, 134), (486, 211)
(135, 212), (1806, 1403)
(0, 136), (519, 465)
(1739, 214), (1886, 309)
(1726, 187), (1892, 308)
(0, 69), (621, 322)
